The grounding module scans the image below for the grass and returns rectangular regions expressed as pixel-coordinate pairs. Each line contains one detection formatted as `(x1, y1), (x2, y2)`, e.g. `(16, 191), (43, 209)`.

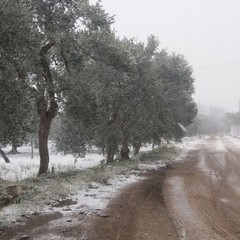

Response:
(0, 145), (179, 224)
(138, 146), (178, 162)
(0, 144), (181, 228)
(26, 145), (177, 185)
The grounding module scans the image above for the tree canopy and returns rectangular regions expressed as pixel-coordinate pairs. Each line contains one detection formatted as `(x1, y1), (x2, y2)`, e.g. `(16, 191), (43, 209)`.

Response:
(0, 0), (197, 171)
(56, 37), (197, 162)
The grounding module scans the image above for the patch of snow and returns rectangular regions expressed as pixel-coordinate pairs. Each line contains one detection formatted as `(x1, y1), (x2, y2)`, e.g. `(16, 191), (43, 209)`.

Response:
(174, 136), (207, 162)
(214, 139), (227, 153)
(0, 137), (203, 182)
(0, 174), (142, 224)
(0, 203), (45, 224)
(225, 135), (240, 149)
(34, 234), (76, 240)
(0, 145), (104, 181)
(50, 174), (142, 215)
(166, 176), (209, 240)
(0, 137), (202, 225)
(138, 162), (165, 171)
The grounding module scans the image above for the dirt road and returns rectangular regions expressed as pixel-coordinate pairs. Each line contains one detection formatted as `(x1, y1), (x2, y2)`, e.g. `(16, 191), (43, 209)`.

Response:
(165, 136), (240, 240)
(2, 136), (240, 240)
(88, 136), (240, 240)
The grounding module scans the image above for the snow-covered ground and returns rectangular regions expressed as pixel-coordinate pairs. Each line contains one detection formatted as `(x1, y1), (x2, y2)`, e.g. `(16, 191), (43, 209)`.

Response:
(0, 141), (174, 182)
(0, 137), (204, 226)
(225, 135), (240, 148)
(0, 173), (142, 225)
(174, 135), (208, 161)
(0, 144), (104, 182)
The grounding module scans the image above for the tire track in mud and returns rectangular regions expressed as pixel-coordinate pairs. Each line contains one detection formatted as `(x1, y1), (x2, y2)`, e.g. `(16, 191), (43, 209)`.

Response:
(86, 170), (178, 240)
(165, 136), (240, 240)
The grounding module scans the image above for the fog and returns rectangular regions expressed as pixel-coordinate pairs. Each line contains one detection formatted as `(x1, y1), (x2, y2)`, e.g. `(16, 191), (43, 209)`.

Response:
(101, 0), (240, 113)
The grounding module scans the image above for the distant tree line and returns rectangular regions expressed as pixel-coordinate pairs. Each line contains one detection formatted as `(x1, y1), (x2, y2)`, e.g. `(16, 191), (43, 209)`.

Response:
(0, 0), (197, 174)
(186, 105), (240, 136)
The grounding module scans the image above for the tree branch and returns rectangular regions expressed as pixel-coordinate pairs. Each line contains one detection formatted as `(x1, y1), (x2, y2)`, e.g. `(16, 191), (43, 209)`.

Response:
(60, 46), (71, 74)
(39, 40), (58, 116)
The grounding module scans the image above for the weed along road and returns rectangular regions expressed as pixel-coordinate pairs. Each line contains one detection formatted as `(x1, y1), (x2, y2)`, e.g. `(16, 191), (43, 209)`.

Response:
(2, 136), (240, 240)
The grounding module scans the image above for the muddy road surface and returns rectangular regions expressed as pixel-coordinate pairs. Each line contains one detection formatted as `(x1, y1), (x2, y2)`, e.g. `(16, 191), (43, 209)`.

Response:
(88, 136), (240, 240)
(165, 136), (240, 240)
(2, 136), (240, 240)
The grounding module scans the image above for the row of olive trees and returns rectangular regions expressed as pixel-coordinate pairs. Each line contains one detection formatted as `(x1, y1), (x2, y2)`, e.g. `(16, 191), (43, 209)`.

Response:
(0, 0), (197, 173)
(55, 37), (197, 163)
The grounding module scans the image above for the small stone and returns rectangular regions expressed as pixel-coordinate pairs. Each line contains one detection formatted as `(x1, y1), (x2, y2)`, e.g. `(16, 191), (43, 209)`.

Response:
(166, 162), (174, 170)
(84, 194), (96, 197)
(6, 185), (22, 197)
(19, 235), (30, 240)
(87, 183), (99, 189)
(79, 210), (85, 214)
(62, 208), (72, 211)
(66, 219), (72, 222)
(97, 213), (110, 218)
(104, 182), (112, 186)
(31, 212), (39, 216)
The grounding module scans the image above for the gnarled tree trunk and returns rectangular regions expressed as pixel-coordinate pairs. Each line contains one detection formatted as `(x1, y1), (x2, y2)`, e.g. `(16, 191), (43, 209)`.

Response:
(8, 144), (20, 154)
(133, 142), (142, 156)
(37, 113), (53, 175)
(36, 40), (58, 176)
(106, 138), (119, 163)
(120, 133), (130, 160)
(107, 145), (116, 163)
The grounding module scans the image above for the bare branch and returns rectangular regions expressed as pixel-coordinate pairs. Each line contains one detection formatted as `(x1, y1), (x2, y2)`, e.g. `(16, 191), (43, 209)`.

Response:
(60, 46), (71, 74)
(39, 40), (58, 115)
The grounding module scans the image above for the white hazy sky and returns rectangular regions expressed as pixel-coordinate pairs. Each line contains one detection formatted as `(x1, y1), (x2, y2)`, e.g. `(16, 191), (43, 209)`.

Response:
(101, 0), (240, 112)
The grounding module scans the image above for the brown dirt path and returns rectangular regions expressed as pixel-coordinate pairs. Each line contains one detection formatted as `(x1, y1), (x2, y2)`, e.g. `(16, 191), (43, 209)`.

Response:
(165, 136), (240, 240)
(87, 170), (178, 240)
(87, 135), (240, 240)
